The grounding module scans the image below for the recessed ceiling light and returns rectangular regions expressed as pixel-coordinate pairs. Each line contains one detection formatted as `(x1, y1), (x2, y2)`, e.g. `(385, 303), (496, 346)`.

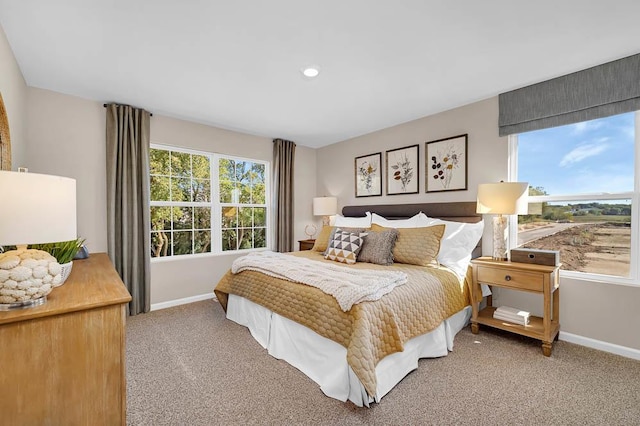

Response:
(301, 66), (320, 78)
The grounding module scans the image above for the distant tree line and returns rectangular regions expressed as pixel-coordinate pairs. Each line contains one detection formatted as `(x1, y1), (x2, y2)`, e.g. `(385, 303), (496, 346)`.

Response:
(519, 186), (631, 223)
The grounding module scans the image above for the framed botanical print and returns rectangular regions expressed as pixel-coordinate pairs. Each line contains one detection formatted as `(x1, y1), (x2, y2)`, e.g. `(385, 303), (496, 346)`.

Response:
(426, 134), (468, 192)
(386, 144), (419, 195)
(354, 152), (382, 197)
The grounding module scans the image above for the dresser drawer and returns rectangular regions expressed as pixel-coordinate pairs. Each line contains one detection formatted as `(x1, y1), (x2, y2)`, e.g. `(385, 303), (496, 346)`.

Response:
(477, 266), (543, 292)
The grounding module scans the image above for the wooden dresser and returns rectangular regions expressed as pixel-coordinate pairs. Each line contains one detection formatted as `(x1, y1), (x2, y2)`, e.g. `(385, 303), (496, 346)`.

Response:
(0, 253), (132, 425)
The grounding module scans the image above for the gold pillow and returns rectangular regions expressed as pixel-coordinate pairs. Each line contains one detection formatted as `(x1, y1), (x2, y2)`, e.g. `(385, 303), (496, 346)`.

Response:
(312, 226), (334, 252)
(371, 223), (445, 266)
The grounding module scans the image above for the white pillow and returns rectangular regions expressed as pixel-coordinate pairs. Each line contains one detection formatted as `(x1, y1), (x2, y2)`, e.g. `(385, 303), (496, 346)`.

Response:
(371, 212), (423, 228)
(428, 218), (484, 279)
(415, 212), (433, 227)
(333, 211), (372, 228)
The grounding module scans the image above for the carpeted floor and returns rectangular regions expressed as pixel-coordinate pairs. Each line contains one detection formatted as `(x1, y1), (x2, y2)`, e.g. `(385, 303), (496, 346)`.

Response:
(126, 300), (640, 425)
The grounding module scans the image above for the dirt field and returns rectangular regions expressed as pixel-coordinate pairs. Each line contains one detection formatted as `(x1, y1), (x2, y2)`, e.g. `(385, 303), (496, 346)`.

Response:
(521, 223), (630, 277)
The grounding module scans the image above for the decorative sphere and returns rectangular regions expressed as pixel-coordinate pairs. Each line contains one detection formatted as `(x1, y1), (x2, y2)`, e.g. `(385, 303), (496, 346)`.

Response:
(0, 248), (61, 304)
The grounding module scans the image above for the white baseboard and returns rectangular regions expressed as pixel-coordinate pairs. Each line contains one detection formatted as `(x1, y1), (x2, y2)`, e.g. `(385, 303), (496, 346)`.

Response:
(559, 331), (640, 361)
(150, 293), (217, 311)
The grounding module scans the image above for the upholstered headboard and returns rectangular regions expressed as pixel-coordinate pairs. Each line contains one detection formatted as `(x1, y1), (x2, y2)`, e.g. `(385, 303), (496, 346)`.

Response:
(342, 202), (483, 258)
(342, 202), (481, 223)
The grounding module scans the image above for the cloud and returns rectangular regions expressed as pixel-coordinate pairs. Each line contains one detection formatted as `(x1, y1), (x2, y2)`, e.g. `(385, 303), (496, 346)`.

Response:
(559, 143), (608, 167)
(571, 121), (604, 135)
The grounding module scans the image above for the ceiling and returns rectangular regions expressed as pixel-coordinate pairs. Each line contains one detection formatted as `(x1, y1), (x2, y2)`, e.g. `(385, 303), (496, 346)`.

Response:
(1, 1), (640, 148)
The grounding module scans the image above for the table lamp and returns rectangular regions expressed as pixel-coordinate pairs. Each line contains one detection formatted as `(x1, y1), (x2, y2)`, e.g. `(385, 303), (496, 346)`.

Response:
(313, 196), (337, 226)
(0, 170), (77, 309)
(477, 181), (528, 260)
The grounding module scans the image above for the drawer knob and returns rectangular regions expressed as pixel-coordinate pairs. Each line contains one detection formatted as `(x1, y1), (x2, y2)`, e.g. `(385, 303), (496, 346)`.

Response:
(505, 275), (512, 281)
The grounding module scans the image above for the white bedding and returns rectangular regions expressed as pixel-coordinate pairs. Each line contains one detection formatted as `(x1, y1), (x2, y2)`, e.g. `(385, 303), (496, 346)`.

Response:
(226, 293), (471, 407)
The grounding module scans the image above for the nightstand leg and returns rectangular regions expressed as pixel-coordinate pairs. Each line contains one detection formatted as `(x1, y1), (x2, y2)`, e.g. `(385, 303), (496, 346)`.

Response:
(471, 323), (479, 334)
(542, 342), (553, 357)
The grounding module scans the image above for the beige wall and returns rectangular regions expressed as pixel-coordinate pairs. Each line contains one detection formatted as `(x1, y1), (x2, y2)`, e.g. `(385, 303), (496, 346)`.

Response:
(25, 89), (316, 305)
(293, 145), (318, 245)
(0, 24), (27, 169)
(317, 97), (506, 255)
(316, 97), (640, 351)
(317, 97), (508, 204)
(26, 88), (107, 251)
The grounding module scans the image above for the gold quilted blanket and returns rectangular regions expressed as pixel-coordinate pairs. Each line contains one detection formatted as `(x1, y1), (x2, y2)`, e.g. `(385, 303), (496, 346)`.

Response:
(214, 251), (471, 398)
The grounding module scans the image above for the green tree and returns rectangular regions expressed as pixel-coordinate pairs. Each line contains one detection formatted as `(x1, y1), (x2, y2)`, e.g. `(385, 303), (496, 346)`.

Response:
(150, 149), (212, 257)
(219, 159), (266, 250)
(519, 186), (548, 224)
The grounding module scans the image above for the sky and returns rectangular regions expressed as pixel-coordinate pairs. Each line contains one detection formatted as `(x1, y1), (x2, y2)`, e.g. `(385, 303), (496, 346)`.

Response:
(518, 112), (635, 197)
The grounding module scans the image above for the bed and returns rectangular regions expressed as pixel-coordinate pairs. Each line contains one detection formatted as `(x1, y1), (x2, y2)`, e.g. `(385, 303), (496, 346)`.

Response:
(214, 202), (484, 407)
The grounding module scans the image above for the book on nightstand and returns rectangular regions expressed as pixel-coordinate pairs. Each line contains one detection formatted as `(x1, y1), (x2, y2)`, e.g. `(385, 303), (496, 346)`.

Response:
(493, 306), (531, 326)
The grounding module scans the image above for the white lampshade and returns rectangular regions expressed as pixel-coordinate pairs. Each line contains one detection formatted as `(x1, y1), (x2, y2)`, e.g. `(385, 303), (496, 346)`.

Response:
(0, 171), (77, 246)
(313, 196), (337, 216)
(476, 182), (529, 215)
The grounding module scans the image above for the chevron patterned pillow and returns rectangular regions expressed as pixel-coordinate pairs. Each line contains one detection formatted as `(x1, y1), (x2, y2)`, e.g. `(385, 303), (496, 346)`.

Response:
(324, 228), (368, 264)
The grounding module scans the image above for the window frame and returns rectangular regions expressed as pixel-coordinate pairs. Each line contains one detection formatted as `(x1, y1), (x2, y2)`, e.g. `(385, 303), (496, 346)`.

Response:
(150, 143), (270, 261)
(507, 112), (640, 287)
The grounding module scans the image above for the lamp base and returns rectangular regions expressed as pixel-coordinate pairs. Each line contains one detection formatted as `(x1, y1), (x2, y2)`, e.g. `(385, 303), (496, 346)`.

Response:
(0, 248), (61, 306)
(492, 215), (509, 261)
(0, 295), (47, 311)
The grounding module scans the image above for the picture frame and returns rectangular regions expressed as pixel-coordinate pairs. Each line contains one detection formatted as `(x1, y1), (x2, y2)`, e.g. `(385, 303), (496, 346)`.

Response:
(425, 134), (468, 192)
(0, 93), (11, 171)
(354, 152), (382, 197)
(386, 144), (419, 195)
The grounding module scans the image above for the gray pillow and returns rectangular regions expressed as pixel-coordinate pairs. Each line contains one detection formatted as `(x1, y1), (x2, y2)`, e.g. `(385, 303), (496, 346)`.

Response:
(357, 228), (399, 265)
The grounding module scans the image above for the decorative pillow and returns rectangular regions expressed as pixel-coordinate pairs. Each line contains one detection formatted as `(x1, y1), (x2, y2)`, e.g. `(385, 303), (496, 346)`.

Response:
(324, 228), (367, 264)
(312, 225), (335, 252)
(333, 212), (372, 228)
(371, 212), (423, 228)
(357, 228), (399, 265)
(372, 223), (445, 266)
(323, 227), (367, 255)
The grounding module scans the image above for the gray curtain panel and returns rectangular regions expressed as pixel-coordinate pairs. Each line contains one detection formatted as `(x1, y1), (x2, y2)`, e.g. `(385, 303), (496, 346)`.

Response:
(273, 138), (296, 252)
(106, 103), (151, 315)
(499, 53), (640, 136)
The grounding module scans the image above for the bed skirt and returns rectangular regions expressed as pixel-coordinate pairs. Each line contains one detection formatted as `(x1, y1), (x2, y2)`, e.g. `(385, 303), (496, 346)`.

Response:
(226, 294), (471, 407)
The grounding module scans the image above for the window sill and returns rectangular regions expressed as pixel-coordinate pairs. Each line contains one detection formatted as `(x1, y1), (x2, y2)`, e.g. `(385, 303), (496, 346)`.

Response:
(560, 270), (640, 288)
(150, 247), (269, 263)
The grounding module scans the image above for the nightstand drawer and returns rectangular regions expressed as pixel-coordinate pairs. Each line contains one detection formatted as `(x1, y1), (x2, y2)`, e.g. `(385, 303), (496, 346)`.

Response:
(477, 266), (543, 292)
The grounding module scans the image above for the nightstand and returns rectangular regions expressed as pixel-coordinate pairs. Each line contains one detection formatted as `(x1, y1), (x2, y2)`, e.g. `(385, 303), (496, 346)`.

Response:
(298, 239), (315, 251)
(470, 257), (561, 356)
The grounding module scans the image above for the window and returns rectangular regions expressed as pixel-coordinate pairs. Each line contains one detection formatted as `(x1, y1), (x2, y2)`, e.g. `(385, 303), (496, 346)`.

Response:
(510, 112), (638, 282)
(150, 145), (269, 258)
(219, 158), (267, 251)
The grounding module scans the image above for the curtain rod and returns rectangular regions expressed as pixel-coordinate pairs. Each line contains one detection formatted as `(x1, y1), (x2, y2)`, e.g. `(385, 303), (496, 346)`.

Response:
(103, 103), (153, 116)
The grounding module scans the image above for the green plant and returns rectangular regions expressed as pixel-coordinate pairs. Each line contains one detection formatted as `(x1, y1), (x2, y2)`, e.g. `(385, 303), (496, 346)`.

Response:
(29, 238), (85, 264)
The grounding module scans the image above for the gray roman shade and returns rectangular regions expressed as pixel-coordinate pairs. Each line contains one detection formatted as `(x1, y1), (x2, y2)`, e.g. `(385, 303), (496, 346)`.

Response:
(499, 53), (640, 136)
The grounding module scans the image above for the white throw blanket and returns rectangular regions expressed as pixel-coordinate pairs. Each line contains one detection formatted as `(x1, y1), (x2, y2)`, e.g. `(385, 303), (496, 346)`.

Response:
(231, 251), (408, 311)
